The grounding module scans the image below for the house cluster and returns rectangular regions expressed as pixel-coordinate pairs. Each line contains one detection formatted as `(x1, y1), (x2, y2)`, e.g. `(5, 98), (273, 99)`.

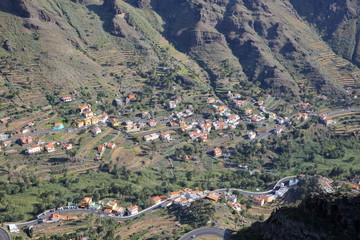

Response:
(319, 114), (337, 127)
(163, 188), (243, 213)
(80, 197), (140, 217)
(143, 132), (172, 142)
(181, 114), (241, 142)
(19, 136), (73, 154)
(73, 105), (109, 128)
(96, 142), (116, 159)
(122, 120), (141, 132)
(124, 119), (158, 133)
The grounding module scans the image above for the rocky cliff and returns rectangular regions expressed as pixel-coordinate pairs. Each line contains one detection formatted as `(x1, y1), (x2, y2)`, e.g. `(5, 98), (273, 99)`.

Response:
(235, 193), (360, 240)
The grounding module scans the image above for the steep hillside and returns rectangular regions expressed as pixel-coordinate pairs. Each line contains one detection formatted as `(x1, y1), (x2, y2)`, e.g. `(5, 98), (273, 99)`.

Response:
(0, 0), (209, 118)
(146, 0), (360, 96)
(235, 193), (360, 240)
(289, 0), (360, 68)
(0, 0), (359, 119)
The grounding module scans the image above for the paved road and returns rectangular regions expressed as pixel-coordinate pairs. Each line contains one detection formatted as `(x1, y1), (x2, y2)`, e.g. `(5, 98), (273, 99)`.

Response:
(179, 227), (229, 240)
(13, 176), (297, 228)
(217, 176), (297, 197)
(0, 228), (10, 240)
(15, 197), (171, 228)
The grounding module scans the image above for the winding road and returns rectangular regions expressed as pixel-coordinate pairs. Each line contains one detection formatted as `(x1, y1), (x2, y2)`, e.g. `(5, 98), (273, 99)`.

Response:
(0, 228), (10, 240)
(179, 227), (230, 240)
(11, 176), (297, 228)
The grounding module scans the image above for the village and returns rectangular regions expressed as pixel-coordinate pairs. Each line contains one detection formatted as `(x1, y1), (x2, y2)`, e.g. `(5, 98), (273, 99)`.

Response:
(0, 89), (341, 167)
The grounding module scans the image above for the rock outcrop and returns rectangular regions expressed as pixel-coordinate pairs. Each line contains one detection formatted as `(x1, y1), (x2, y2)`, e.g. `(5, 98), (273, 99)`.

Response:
(235, 193), (360, 240)
(0, 0), (53, 22)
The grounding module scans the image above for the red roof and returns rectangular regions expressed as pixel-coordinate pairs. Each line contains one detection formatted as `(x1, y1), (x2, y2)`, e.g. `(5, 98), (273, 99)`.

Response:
(104, 209), (112, 213)
(127, 205), (138, 211)
(151, 196), (161, 203)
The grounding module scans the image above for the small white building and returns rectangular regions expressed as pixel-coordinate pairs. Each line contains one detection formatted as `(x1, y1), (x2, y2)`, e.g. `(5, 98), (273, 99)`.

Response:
(160, 132), (172, 141)
(144, 133), (160, 142)
(289, 179), (299, 187)
(127, 205), (139, 215)
(91, 127), (102, 135)
(8, 224), (19, 233)
(26, 145), (43, 154)
(169, 101), (177, 109)
(275, 187), (289, 198)
(0, 133), (9, 141)
(275, 126), (284, 135)
(161, 200), (173, 208)
(248, 131), (256, 140)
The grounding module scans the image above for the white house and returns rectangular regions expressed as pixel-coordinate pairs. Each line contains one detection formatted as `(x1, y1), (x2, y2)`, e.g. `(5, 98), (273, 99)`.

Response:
(26, 145), (43, 154)
(127, 205), (139, 215)
(143, 133), (160, 142)
(91, 127), (102, 135)
(8, 224), (19, 233)
(289, 179), (299, 187)
(0, 133), (9, 141)
(160, 132), (172, 141)
(248, 131), (256, 140)
(169, 101), (177, 109)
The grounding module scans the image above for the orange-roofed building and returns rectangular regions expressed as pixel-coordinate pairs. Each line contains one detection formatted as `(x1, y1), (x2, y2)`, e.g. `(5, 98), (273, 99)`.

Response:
(79, 104), (91, 113)
(106, 200), (117, 210)
(150, 196), (162, 205)
(49, 213), (60, 219)
(127, 205), (139, 215)
(45, 144), (55, 153)
(169, 191), (181, 198)
(60, 95), (72, 102)
(128, 94), (136, 100)
(207, 194), (219, 202)
(104, 209), (112, 214)
(214, 147), (222, 157)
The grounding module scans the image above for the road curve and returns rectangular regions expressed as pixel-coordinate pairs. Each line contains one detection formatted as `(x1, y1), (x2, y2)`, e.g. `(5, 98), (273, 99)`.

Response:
(217, 176), (297, 197)
(0, 228), (10, 240)
(179, 227), (229, 240)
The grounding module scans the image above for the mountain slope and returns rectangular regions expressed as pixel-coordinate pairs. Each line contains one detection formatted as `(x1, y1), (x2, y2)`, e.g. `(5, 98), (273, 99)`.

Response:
(0, 0), (359, 119)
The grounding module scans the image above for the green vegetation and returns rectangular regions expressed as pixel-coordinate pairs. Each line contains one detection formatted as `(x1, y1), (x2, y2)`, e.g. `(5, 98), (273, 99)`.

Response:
(231, 130), (360, 178)
(169, 199), (216, 228)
